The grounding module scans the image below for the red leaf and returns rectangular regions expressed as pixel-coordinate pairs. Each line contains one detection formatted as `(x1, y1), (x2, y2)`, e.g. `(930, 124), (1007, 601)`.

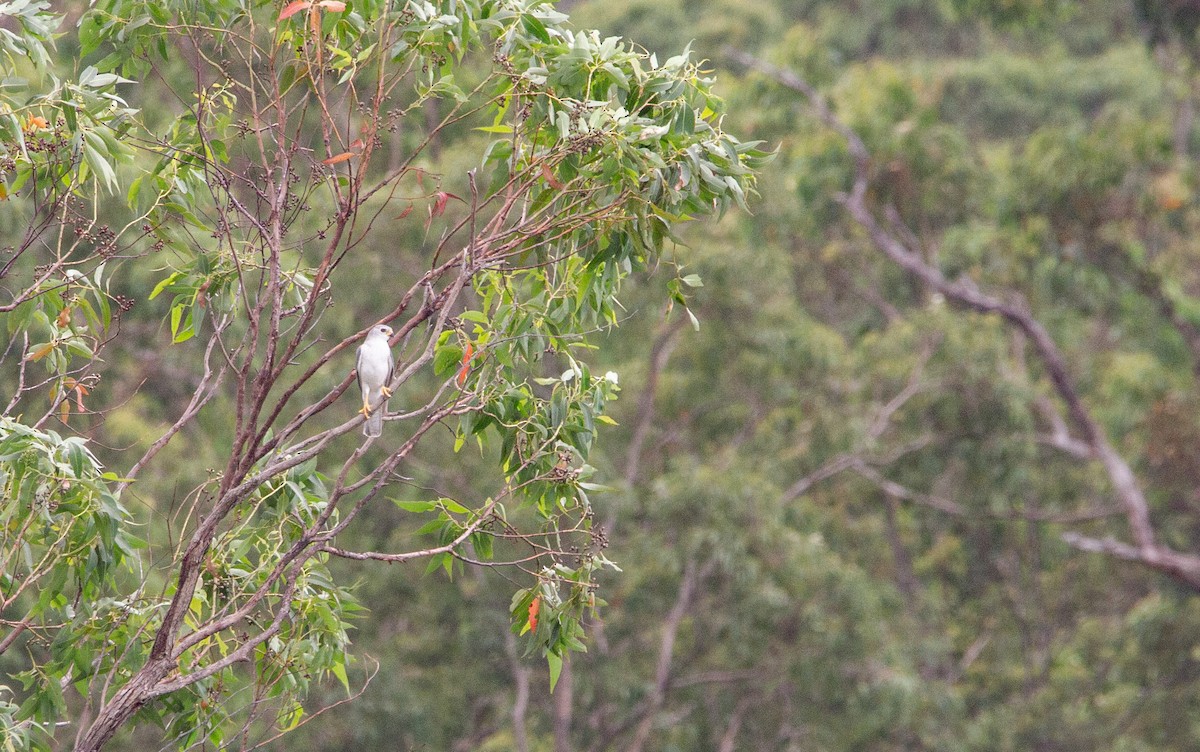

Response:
(429, 190), (463, 219)
(278, 0), (310, 20)
(322, 151), (355, 165)
(349, 138), (364, 150)
(393, 202), (414, 221)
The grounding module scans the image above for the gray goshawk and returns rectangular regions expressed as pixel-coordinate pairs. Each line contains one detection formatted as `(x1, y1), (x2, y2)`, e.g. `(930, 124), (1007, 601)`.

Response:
(356, 324), (394, 437)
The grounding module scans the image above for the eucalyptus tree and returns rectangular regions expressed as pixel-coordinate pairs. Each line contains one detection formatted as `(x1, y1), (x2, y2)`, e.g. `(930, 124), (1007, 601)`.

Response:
(0, 0), (765, 748)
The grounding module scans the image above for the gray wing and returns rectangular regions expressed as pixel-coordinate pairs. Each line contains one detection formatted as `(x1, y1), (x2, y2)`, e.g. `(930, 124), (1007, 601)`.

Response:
(355, 343), (369, 399)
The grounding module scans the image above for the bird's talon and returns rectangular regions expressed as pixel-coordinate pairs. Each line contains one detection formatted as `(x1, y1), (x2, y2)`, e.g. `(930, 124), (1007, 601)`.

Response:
(380, 386), (393, 398)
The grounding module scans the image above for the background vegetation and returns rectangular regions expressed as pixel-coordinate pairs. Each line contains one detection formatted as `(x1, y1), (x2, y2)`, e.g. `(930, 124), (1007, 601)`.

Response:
(6, 0), (1200, 750)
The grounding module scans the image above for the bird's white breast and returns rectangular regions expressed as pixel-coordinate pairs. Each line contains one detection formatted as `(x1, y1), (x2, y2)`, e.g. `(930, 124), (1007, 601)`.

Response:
(358, 338), (391, 384)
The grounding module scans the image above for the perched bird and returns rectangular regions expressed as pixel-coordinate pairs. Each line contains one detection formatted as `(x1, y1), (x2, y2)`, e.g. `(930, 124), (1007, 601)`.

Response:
(356, 324), (394, 437)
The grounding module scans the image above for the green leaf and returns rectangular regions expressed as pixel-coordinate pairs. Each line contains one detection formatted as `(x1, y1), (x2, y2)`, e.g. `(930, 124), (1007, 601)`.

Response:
(440, 498), (469, 515)
(169, 305), (183, 339)
(393, 500), (437, 513)
(330, 658), (351, 696)
(149, 272), (182, 301)
(434, 345), (464, 377)
(83, 143), (117, 193)
(547, 650), (563, 692)
(65, 442), (85, 479)
(414, 519), (444, 536)
(521, 13), (551, 43)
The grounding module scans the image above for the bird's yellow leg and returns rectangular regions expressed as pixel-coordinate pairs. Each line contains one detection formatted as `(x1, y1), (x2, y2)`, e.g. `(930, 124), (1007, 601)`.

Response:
(380, 385), (393, 398)
(360, 396), (372, 417)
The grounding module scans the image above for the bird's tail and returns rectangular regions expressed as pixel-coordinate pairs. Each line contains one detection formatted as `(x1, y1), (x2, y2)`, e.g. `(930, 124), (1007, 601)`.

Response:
(364, 400), (385, 437)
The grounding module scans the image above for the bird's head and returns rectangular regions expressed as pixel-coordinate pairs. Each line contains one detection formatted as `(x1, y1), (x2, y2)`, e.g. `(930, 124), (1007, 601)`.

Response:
(370, 324), (394, 339)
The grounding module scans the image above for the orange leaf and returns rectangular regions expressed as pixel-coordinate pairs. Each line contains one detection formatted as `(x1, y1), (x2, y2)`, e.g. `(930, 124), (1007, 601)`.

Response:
(24, 115), (49, 133)
(322, 151), (355, 165)
(456, 342), (474, 387)
(56, 307), (71, 328)
(527, 595), (540, 633)
(75, 386), (86, 412)
(60, 399), (70, 424)
(317, 0), (346, 9)
(27, 343), (54, 361)
(278, 0), (310, 19)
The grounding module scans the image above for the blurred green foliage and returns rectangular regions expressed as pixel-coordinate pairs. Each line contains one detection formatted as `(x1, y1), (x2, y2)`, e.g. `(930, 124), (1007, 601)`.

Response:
(7, 0), (1200, 750)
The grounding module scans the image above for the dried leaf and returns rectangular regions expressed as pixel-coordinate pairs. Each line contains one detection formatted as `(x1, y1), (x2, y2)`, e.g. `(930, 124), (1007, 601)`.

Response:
(322, 151), (355, 165)
(393, 203), (414, 221)
(317, 0), (346, 9)
(27, 343), (54, 361)
(56, 307), (72, 328)
(541, 163), (564, 190)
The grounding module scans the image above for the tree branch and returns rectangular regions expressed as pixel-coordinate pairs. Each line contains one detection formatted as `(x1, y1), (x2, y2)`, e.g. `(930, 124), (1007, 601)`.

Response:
(624, 558), (714, 752)
(730, 48), (1200, 592)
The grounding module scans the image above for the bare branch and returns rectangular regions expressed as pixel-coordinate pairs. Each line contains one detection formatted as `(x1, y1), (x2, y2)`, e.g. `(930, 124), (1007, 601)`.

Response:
(625, 558), (715, 752)
(730, 48), (1200, 592)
